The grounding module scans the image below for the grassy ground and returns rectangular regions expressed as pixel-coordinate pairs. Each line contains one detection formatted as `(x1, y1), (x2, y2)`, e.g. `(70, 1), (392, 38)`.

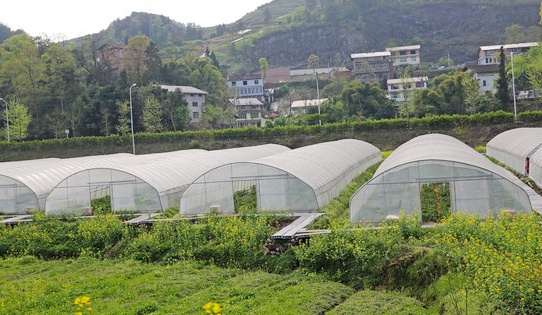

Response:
(0, 256), (362, 315)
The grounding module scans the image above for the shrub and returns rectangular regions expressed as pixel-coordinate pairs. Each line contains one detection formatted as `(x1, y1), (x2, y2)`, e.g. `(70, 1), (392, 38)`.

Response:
(295, 222), (401, 289)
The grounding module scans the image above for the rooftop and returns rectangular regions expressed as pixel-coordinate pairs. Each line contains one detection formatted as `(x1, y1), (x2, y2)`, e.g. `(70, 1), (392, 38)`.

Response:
(291, 98), (328, 109)
(385, 45), (421, 52)
(160, 85), (208, 95)
(463, 64), (499, 74)
(387, 77), (428, 85)
(351, 51), (391, 59)
(480, 42), (539, 51)
(290, 67), (348, 76)
(229, 98), (264, 106)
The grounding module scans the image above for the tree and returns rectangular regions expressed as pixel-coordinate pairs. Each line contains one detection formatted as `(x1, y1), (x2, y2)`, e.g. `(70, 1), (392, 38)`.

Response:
(6, 100), (31, 141)
(438, 55), (453, 67)
(162, 89), (189, 132)
(123, 36), (151, 85)
(340, 81), (390, 117)
(308, 54), (320, 71)
(0, 34), (45, 122)
(46, 107), (68, 139)
(142, 96), (163, 133)
(263, 7), (272, 24)
(200, 104), (223, 129)
(116, 100), (131, 135)
(398, 72), (415, 122)
(259, 57), (268, 82)
(496, 46), (511, 111)
(462, 74), (482, 115)
(505, 24), (526, 44)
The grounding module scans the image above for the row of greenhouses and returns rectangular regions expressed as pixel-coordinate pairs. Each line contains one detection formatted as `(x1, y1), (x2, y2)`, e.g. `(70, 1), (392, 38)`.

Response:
(1, 129), (541, 222)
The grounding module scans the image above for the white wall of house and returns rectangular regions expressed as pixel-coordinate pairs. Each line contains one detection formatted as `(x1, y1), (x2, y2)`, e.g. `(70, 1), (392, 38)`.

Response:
(185, 93), (206, 123)
(476, 73), (496, 94)
(387, 77), (428, 102)
(228, 78), (265, 102)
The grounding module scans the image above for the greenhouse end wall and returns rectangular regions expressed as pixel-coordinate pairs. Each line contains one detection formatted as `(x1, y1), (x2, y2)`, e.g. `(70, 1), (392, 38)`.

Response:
(350, 133), (536, 223)
(350, 160), (533, 223)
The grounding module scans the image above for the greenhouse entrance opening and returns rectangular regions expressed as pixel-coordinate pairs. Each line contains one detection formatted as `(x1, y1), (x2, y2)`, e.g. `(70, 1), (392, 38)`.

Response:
(233, 185), (257, 212)
(420, 182), (451, 223)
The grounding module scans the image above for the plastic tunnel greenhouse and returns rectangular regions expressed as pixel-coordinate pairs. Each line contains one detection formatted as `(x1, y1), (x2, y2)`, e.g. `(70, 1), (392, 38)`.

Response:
(486, 128), (542, 187)
(180, 139), (382, 215)
(44, 144), (289, 214)
(350, 134), (542, 224)
(0, 154), (145, 214)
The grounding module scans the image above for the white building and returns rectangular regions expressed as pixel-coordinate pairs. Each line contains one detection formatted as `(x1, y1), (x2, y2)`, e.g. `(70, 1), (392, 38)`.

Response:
(385, 45), (421, 68)
(160, 85), (208, 123)
(463, 64), (498, 95)
(227, 75), (266, 103)
(387, 77), (428, 102)
(229, 98), (265, 128)
(478, 42), (539, 65)
(291, 98), (328, 114)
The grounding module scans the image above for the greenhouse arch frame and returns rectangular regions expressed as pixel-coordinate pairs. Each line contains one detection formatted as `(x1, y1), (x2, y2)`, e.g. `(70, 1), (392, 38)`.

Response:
(180, 139), (382, 215)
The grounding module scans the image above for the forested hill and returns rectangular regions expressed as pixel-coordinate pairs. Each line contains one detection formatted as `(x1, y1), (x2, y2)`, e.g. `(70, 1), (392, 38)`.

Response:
(59, 0), (542, 71)
(0, 23), (23, 44)
(224, 0), (542, 70)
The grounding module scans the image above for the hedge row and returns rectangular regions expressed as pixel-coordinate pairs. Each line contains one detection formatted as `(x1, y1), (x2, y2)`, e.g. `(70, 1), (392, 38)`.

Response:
(0, 110), (536, 152)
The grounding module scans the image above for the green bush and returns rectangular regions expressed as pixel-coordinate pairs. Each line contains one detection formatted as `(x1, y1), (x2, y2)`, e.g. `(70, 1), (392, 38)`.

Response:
(295, 224), (401, 289)
(0, 110), (534, 155)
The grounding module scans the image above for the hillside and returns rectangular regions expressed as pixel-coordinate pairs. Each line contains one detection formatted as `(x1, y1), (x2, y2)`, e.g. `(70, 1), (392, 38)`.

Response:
(0, 23), (23, 44)
(220, 0), (542, 70)
(62, 0), (541, 72)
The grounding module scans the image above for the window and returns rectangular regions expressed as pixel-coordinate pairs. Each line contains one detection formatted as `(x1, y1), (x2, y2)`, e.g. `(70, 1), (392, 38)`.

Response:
(119, 50), (123, 56)
(254, 80), (259, 84)
(416, 82), (424, 88)
(411, 57), (417, 62)
(483, 80), (487, 87)
(190, 94), (194, 97)
(400, 51), (408, 55)
(232, 82), (237, 86)
(238, 113), (247, 119)
(410, 50), (416, 55)
(380, 63), (388, 68)
(400, 58), (407, 63)
(192, 112), (199, 119)
(192, 102), (198, 107)
(390, 84), (399, 90)
(391, 93), (399, 99)
(253, 112), (260, 119)
(243, 81), (248, 85)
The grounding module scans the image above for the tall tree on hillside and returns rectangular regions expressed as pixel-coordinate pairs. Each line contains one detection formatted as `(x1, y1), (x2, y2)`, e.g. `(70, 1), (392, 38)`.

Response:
(462, 74), (482, 115)
(6, 99), (31, 141)
(259, 58), (268, 82)
(496, 46), (511, 111)
(0, 34), (45, 121)
(116, 100), (131, 135)
(123, 36), (151, 85)
(143, 41), (162, 84)
(142, 96), (163, 133)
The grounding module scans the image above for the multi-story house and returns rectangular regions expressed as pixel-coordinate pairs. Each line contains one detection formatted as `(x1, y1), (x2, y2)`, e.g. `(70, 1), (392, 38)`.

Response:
(350, 51), (393, 81)
(478, 42), (538, 65)
(96, 43), (126, 74)
(227, 75), (267, 103)
(228, 98), (265, 128)
(385, 45), (421, 69)
(387, 77), (428, 102)
(160, 85), (208, 124)
(463, 64), (499, 95)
